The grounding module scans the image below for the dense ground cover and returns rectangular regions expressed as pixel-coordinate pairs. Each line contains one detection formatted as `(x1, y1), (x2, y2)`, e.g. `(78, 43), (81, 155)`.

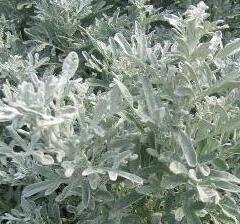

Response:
(1, 0), (240, 223)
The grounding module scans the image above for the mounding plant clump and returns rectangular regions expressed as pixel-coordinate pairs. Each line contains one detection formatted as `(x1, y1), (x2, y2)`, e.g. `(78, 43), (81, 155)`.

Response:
(0, 1), (240, 223)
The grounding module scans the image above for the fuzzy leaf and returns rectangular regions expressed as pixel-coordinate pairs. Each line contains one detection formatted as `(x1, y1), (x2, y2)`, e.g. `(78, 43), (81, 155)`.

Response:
(62, 51), (79, 80)
(22, 180), (62, 197)
(215, 39), (240, 58)
(114, 33), (133, 55)
(114, 78), (134, 107)
(82, 178), (91, 208)
(210, 170), (240, 184)
(212, 180), (240, 193)
(176, 130), (197, 167)
(169, 161), (188, 175)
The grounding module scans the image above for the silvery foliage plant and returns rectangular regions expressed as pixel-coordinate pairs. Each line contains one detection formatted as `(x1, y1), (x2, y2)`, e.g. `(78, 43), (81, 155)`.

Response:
(1, 1), (240, 224)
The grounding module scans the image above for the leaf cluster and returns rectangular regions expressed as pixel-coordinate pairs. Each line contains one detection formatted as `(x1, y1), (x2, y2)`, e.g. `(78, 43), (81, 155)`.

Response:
(1, 1), (240, 224)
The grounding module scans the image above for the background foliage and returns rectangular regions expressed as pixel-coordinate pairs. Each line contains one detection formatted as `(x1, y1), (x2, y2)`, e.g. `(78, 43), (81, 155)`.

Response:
(1, 0), (240, 223)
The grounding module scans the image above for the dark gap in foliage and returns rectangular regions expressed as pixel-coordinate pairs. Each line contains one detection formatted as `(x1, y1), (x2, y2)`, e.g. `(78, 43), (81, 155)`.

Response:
(190, 105), (197, 116)
(13, 145), (25, 153)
